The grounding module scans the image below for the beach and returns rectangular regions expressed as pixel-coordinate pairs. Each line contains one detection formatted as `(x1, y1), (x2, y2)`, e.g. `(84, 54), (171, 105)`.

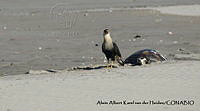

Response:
(0, 61), (200, 111)
(0, 0), (200, 75)
(0, 0), (200, 110)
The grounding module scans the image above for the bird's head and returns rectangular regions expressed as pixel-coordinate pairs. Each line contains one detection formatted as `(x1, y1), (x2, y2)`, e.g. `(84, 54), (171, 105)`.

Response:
(103, 28), (110, 36)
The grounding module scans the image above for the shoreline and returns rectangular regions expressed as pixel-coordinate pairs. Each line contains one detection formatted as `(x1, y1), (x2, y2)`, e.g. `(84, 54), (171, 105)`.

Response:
(1, 4), (200, 16)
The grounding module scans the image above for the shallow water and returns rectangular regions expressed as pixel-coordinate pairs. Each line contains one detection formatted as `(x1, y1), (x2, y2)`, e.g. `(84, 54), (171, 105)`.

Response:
(148, 5), (200, 16)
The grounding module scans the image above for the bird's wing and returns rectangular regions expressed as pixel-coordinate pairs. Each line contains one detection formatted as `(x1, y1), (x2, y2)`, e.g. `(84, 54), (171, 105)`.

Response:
(102, 42), (106, 53)
(113, 42), (122, 57)
(113, 42), (125, 65)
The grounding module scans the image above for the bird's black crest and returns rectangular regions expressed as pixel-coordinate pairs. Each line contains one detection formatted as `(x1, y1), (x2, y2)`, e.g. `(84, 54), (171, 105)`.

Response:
(103, 29), (109, 34)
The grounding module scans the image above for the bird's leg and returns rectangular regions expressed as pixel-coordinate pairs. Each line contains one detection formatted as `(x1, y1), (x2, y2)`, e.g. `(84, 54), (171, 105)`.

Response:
(106, 59), (113, 69)
(106, 59), (110, 69)
(110, 61), (113, 68)
(106, 62), (110, 69)
(114, 56), (118, 64)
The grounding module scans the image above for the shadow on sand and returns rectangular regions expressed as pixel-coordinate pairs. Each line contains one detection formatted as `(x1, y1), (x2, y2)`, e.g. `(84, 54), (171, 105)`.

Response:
(68, 65), (118, 71)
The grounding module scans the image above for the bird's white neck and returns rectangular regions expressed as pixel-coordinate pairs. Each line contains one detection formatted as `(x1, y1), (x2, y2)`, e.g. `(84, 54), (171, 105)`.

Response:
(104, 33), (112, 43)
(103, 33), (113, 49)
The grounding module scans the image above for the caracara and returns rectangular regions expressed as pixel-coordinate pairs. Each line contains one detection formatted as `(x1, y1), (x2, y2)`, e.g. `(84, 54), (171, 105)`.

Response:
(102, 29), (124, 68)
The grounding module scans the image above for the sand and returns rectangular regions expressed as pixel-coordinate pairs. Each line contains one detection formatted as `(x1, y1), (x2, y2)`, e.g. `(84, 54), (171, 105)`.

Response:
(1, 3), (200, 75)
(0, 61), (200, 111)
(0, 0), (200, 110)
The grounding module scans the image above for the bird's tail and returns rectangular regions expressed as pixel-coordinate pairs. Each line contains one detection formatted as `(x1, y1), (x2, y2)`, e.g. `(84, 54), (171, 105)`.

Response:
(116, 56), (125, 66)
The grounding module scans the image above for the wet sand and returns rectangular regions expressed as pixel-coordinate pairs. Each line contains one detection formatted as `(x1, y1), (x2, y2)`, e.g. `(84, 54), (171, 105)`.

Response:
(0, 2), (200, 75)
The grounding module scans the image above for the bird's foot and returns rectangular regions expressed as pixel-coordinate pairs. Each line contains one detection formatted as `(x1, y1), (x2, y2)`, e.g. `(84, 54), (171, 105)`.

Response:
(106, 64), (112, 69)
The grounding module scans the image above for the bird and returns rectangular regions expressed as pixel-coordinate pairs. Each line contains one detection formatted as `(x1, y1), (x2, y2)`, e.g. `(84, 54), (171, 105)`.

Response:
(124, 49), (166, 66)
(102, 28), (124, 68)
